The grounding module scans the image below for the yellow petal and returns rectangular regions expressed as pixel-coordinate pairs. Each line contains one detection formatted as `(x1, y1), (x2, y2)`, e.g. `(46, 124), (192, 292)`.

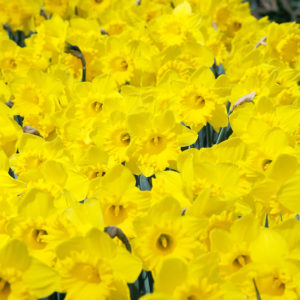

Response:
(41, 160), (67, 186)
(0, 149), (8, 171)
(0, 239), (30, 271)
(86, 228), (117, 259)
(231, 214), (259, 243)
(23, 258), (59, 298)
(191, 67), (215, 88)
(173, 1), (192, 16)
(210, 104), (228, 131)
(277, 172), (300, 212)
(56, 236), (86, 259)
(210, 229), (233, 253)
(156, 258), (187, 294)
(176, 124), (198, 147)
(103, 165), (135, 195)
(18, 188), (53, 218)
(212, 137), (246, 163)
(128, 112), (150, 137)
(250, 229), (288, 264)
(112, 250), (142, 283)
(65, 170), (89, 202)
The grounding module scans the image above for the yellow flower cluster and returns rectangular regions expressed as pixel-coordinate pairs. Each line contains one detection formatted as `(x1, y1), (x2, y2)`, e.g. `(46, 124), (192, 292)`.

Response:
(0, 0), (299, 299)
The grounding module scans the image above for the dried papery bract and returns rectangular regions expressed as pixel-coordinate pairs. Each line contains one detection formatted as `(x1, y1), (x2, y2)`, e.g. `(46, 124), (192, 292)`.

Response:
(230, 91), (256, 113)
(255, 36), (267, 49)
(22, 125), (42, 137)
(105, 225), (132, 252)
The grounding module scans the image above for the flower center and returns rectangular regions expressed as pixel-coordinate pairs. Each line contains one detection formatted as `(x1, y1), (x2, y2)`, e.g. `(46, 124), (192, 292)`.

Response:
(232, 254), (251, 269)
(194, 95), (205, 108)
(32, 229), (48, 246)
(0, 278), (10, 299)
(166, 21), (182, 35)
(9, 58), (17, 68)
(256, 274), (286, 296)
(91, 170), (105, 179)
(91, 101), (103, 113)
(187, 296), (198, 300)
(120, 60), (128, 71)
(232, 21), (242, 31)
(109, 205), (124, 217)
(277, 34), (300, 63)
(151, 136), (162, 146)
(120, 133), (130, 146)
(106, 203), (128, 225)
(272, 277), (285, 292)
(262, 159), (272, 171)
(72, 263), (101, 283)
(147, 134), (167, 154)
(157, 234), (172, 251)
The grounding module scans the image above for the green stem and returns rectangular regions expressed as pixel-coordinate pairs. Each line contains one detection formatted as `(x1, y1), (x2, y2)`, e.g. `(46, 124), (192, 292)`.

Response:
(253, 279), (261, 300)
(216, 127), (226, 144)
(206, 124), (212, 147)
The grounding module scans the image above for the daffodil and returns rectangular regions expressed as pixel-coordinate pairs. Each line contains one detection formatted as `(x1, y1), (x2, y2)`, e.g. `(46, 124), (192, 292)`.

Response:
(231, 227), (299, 299)
(10, 68), (65, 138)
(62, 17), (105, 81)
(102, 37), (136, 86)
(142, 254), (225, 300)
(177, 148), (245, 204)
(149, 2), (203, 49)
(209, 215), (259, 276)
(91, 111), (132, 164)
(251, 155), (300, 224)
(69, 74), (121, 130)
(133, 197), (201, 273)
(0, 0), (39, 33)
(56, 228), (142, 300)
(88, 165), (150, 238)
(172, 67), (228, 132)
(0, 236), (59, 299)
(6, 188), (58, 265)
(76, 145), (109, 180)
(267, 22), (300, 68)
(26, 15), (69, 63)
(10, 133), (68, 180)
(128, 110), (197, 176)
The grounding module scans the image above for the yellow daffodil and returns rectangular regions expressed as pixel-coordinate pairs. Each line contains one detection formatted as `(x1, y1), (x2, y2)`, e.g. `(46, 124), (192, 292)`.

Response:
(133, 197), (201, 274)
(149, 2), (203, 49)
(172, 67), (228, 132)
(56, 228), (142, 300)
(128, 110), (197, 176)
(267, 22), (300, 68)
(142, 254), (224, 300)
(10, 68), (65, 138)
(0, 236), (59, 299)
(88, 165), (150, 237)
(0, 0), (40, 33)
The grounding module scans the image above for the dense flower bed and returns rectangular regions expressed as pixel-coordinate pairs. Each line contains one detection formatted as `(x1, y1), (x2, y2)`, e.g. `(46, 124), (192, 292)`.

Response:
(0, 0), (299, 299)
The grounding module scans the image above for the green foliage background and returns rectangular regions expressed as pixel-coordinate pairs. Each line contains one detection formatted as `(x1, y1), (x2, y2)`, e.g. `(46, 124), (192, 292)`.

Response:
(246, 0), (300, 23)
